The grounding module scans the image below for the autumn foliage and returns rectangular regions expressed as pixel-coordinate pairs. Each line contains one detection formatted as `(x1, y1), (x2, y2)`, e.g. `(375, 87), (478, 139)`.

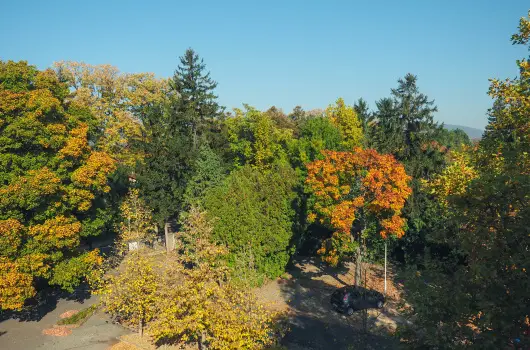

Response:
(0, 61), (115, 310)
(306, 148), (411, 265)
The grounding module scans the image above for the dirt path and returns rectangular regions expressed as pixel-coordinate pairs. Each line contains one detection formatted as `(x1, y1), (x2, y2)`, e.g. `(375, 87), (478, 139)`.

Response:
(256, 257), (404, 350)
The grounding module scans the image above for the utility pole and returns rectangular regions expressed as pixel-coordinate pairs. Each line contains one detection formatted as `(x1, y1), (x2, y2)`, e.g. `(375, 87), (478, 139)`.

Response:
(384, 240), (387, 295)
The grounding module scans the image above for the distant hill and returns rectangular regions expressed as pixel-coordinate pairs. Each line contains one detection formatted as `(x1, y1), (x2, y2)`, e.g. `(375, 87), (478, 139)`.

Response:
(444, 124), (483, 140)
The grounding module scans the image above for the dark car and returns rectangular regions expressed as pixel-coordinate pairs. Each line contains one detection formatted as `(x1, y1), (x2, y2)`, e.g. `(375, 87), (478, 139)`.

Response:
(330, 285), (385, 316)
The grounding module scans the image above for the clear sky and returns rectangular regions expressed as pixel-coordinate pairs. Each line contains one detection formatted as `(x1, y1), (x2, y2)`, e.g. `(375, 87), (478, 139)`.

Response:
(1, 1), (528, 129)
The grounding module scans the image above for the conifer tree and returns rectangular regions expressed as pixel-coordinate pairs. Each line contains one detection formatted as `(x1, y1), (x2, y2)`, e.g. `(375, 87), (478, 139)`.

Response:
(136, 49), (223, 225)
(171, 48), (224, 149)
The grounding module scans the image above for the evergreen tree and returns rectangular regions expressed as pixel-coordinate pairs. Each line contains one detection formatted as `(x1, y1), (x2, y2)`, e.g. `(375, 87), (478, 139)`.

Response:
(136, 49), (223, 225)
(135, 100), (192, 226)
(182, 143), (226, 210)
(171, 48), (224, 149)
(370, 74), (448, 262)
(353, 97), (371, 136)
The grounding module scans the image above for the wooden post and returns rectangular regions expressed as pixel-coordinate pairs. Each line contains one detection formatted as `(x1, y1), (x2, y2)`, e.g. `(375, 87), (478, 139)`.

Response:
(164, 222), (175, 253)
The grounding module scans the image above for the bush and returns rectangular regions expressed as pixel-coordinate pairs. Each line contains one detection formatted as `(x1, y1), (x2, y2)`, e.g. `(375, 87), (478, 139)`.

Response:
(57, 304), (98, 326)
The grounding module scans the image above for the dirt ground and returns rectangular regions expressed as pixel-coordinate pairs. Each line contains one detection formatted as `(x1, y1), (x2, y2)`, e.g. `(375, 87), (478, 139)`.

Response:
(0, 291), (129, 350)
(256, 257), (405, 350)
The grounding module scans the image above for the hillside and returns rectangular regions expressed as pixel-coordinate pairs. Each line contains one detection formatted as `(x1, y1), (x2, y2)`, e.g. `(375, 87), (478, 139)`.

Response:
(444, 123), (483, 139)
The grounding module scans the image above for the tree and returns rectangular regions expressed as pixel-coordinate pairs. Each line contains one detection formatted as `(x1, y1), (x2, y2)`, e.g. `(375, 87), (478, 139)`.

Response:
(400, 12), (530, 348)
(423, 148), (478, 207)
(325, 98), (364, 150)
(116, 188), (156, 254)
(265, 106), (297, 131)
(354, 97), (372, 134)
(0, 61), (115, 309)
(289, 116), (342, 170)
(182, 143), (226, 211)
(368, 75), (450, 263)
(203, 163), (298, 284)
(136, 49), (223, 225)
(101, 251), (159, 337)
(53, 61), (169, 167)
(226, 105), (293, 169)
(306, 148), (411, 285)
(171, 48), (224, 149)
(148, 208), (285, 349)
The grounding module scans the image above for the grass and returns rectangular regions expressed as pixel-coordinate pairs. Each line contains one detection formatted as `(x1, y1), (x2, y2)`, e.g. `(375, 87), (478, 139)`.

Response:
(57, 304), (98, 326)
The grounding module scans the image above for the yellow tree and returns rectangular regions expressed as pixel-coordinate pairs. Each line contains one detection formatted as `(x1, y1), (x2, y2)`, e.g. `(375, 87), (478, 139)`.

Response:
(148, 207), (285, 349)
(53, 61), (169, 167)
(0, 61), (115, 310)
(423, 148), (478, 207)
(326, 98), (364, 150)
(117, 188), (156, 254)
(100, 251), (159, 337)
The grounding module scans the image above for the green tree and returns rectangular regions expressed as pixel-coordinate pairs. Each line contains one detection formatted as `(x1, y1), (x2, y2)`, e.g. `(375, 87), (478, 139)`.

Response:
(203, 164), (298, 284)
(369, 74), (449, 262)
(136, 49), (223, 225)
(171, 48), (224, 149)
(400, 12), (530, 348)
(226, 105), (293, 169)
(289, 116), (342, 170)
(135, 100), (192, 225)
(182, 143), (226, 210)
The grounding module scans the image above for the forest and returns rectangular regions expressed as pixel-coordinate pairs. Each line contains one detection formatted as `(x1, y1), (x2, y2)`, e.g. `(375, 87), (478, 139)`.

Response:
(0, 9), (528, 350)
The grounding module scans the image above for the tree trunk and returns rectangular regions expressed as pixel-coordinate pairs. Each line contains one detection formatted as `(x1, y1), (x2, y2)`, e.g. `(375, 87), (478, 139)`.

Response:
(198, 332), (207, 350)
(139, 315), (143, 337)
(355, 244), (362, 287)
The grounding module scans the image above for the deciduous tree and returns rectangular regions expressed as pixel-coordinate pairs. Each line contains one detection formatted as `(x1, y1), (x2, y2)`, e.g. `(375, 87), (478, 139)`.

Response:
(306, 148), (411, 285)
(0, 61), (115, 309)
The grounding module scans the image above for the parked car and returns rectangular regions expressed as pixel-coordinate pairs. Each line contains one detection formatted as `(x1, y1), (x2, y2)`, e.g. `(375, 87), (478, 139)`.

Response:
(330, 285), (385, 316)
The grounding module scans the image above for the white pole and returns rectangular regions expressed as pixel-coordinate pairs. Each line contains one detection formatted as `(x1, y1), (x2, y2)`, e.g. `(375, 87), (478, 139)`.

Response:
(384, 239), (387, 295)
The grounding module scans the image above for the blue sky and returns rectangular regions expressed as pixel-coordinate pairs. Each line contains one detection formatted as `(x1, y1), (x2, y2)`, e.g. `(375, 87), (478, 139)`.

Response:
(1, 1), (528, 129)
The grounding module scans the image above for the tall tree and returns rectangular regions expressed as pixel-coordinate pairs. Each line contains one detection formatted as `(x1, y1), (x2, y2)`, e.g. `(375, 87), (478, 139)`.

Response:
(400, 11), (530, 348)
(135, 100), (192, 225)
(0, 61), (114, 309)
(53, 61), (169, 168)
(370, 75), (449, 262)
(353, 97), (372, 135)
(171, 48), (224, 149)
(306, 148), (411, 285)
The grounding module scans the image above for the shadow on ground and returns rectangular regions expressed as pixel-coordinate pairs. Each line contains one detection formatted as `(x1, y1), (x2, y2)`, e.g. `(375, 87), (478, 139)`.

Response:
(0, 285), (91, 323)
(279, 257), (399, 350)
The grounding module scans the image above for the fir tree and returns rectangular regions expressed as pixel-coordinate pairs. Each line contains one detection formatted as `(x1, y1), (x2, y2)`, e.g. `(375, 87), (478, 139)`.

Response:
(171, 48), (224, 149)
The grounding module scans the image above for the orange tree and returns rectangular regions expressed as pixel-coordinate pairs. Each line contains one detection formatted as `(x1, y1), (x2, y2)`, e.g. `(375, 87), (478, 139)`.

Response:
(0, 61), (115, 310)
(306, 148), (411, 284)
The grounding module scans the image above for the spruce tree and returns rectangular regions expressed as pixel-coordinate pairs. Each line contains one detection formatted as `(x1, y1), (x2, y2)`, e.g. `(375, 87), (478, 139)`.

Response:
(370, 74), (447, 262)
(136, 49), (223, 226)
(171, 48), (224, 149)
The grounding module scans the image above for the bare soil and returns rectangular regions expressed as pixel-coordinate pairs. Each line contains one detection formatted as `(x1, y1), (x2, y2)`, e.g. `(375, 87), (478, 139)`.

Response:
(255, 257), (406, 350)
